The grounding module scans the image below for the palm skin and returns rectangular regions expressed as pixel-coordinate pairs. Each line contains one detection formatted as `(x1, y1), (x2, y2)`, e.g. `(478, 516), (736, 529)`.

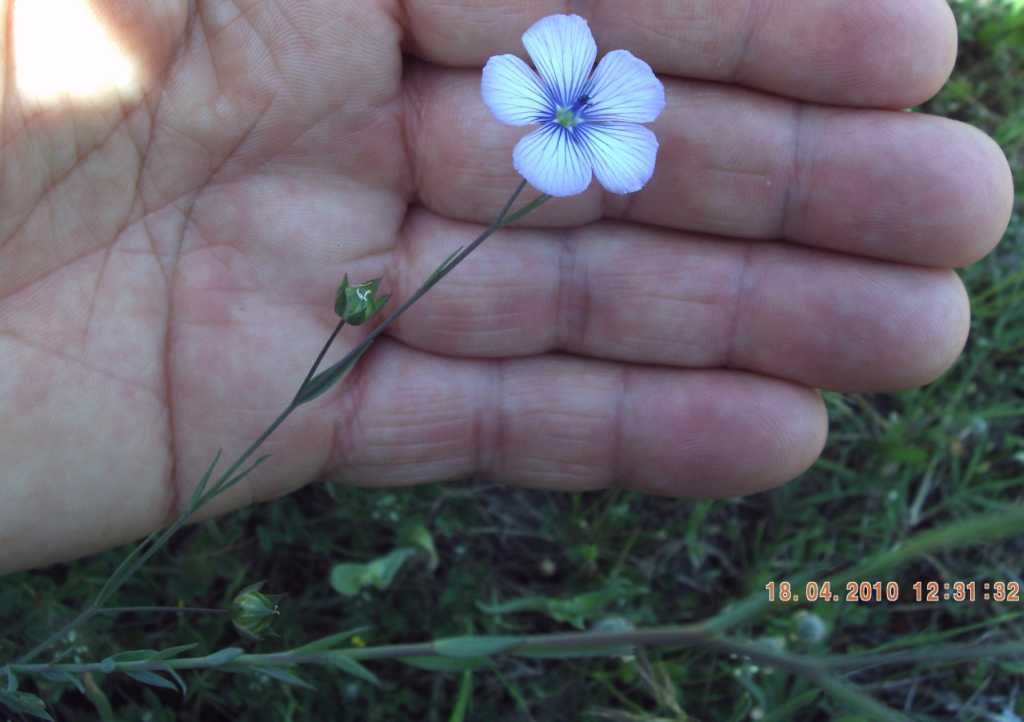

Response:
(0, 0), (1013, 573)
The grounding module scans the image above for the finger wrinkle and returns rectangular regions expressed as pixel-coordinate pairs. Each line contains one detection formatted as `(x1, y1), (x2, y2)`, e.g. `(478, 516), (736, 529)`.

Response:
(728, 0), (760, 84)
(780, 101), (811, 240)
(479, 355), (506, 480)
(399, 62), (427, 204)
(553, 226), (590, 351)
(610, 363), (628, 486)
(722, 241), (755, 370)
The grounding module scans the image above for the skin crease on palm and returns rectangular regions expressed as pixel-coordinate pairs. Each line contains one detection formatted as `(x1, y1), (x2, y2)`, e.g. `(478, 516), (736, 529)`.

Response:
(0, 0), (1014, 574)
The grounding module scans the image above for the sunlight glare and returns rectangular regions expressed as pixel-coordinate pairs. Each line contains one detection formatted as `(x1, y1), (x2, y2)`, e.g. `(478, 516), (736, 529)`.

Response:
(14, 0), (140, 107)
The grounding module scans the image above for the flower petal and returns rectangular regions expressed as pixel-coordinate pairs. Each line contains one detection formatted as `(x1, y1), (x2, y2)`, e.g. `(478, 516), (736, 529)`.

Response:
(577, 123), (659, 195)
(481, 54), (552, 126)
(522, 14), (596, 107)
(583, 50), (666, 124)
(513, 123), (593, 197)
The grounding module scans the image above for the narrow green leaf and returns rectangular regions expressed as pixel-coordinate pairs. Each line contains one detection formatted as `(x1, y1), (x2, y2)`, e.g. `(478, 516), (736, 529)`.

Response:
(104, 648), (161, 663)
(512, 645), (633, 659)
(3, 667), (15, 693)
(0, 690), (54, 721)
(322, 652), (381, 687)
(164, 667), (188, 696)
(295, 344), (370, 406)
(152, 643), (200, 661)
(82, 673), (115, 721)
(37, 671), (86, 694)
(252, 666), (316, 690)
(202, 647), (244, 665)
(434, 636), (521, 659)
(448, 670), (473, 722)
(398, 656), (493, 672)
(205, 454), (272, 502)
(189, 448), (222, 508)
(126, 670), (178, 693)
(430, 246), (465, 282)
(292, 626), (371, 654)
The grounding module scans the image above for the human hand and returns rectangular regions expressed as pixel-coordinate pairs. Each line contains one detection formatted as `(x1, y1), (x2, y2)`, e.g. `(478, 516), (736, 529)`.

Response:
(0, 1), (1012, 572)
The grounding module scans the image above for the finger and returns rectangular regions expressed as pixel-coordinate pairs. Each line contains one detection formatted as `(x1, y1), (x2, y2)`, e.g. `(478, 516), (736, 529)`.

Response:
(324, 339), (828, 497)
(401, 0), (957, 108)
(405, 67), (1014, 268)
(383, 210), (969, 393)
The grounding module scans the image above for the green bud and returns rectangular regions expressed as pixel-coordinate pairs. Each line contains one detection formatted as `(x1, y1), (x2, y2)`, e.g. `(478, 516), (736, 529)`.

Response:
(232, 582), (282, 640)
(334, 274), (391, 326)
(792, 610), (828, 644)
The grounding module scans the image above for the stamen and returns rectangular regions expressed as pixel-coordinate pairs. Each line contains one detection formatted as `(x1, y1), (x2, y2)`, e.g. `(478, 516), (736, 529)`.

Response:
(554, 106), (578, 128)
(555, 94), (591, 128)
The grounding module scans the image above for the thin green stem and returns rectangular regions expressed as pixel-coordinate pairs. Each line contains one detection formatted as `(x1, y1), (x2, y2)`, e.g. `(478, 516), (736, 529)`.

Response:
(293, 318), (346, 406)
(15, 631), (1018, 676)
(95, 607), (227, 616)
(15, 613), (97, 666)
(12, 181), (547, 667)
(299, 183), (549, 403)
(30, 623), (1024, 720)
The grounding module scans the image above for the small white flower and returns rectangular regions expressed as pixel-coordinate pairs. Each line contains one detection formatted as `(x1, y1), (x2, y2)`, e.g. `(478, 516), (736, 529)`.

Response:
(482, 14), (666, 197)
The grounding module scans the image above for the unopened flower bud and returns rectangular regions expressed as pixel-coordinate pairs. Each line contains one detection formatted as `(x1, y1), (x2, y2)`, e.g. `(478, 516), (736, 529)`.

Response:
(335, 274), (390, 326)
(232, 582), (282, 640)
(792, 610), (828, 644)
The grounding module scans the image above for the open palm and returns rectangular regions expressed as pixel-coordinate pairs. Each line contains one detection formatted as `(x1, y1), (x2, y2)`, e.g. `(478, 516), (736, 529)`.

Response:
(0, 0), (1012, 572)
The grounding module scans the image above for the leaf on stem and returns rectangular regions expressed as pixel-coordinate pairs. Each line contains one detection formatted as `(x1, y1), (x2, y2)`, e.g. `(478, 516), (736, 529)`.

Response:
(429, 246), (465, 283)
(201, 647), (245, 666)
(512, 645), (631, 660)
(291, 626), (372, 655)
(294, 344), (371, 407)
(0, 689), (54, 721)
(321, 652), (381, 687)
(164, 667), (188, 696)
(202, 454), (272, 506)
(101, 648), (165, 663)
(37, 670), (86, 694)
(189, 448), (222, 510)
(433, 636), (521, 659)
(152, 643), (200, 661)
(125, 670), (180, 694)
(250, 666), (316, 690)
(398, 656), (494, 672)
(448, 669), (474, 722)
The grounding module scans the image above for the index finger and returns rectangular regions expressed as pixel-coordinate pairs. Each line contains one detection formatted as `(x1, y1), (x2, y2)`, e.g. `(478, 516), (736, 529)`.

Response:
(400, 0), (957, 108)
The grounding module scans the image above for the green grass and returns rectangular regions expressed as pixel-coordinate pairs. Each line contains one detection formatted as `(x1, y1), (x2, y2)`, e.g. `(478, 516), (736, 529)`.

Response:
(3, 1), (1024, 720)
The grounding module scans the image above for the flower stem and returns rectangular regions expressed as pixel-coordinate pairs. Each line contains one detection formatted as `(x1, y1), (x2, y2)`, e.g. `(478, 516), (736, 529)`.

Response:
(20, 624), (1023, 721)
(94, 606), (227, 616)
(297, 181), (549, 405)
(12, 180), (548, 665)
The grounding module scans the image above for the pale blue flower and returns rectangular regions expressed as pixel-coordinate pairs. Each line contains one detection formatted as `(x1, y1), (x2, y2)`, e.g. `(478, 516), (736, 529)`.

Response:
(482, 14), (666, 198)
